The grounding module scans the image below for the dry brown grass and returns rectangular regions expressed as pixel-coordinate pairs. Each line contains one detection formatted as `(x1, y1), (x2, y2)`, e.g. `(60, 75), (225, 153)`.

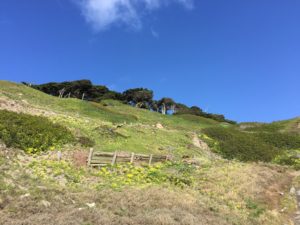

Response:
(0, 187), (231, 225)
(196, 161), (296, 224)
(0, 145), (298, 225)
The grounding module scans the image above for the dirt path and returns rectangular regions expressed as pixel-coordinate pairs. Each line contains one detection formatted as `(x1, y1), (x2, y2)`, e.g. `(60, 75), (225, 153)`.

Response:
(295, 190), (300, 225)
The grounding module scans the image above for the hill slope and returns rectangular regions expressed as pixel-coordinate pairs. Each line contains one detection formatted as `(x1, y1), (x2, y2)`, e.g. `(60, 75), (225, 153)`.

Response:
(0, 80), (300, 225)
(0, 80), (222, 155)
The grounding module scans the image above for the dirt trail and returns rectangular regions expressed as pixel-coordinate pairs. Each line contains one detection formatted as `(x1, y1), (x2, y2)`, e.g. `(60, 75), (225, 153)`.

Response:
(287, 171), (300, 225)
(295, 191), (300, 224)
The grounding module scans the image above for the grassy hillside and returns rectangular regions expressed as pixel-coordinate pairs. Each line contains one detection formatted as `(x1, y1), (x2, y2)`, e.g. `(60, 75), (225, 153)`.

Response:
(240, 117), (300, 134)
(0, 81), (221, 155)
(1, 80), (300, 225)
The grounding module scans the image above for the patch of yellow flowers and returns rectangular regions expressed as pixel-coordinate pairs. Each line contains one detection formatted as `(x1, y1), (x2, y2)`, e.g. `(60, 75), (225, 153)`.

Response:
(94, 162), (195, 190)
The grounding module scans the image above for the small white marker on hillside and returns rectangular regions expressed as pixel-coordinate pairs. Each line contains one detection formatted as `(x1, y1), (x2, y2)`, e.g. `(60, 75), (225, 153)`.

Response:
(57, 151), (62, 161)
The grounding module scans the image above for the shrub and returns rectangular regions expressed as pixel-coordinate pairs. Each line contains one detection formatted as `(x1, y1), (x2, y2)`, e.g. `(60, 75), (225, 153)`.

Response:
(202, 127), (279, 162)
(245, 198), (266, 218)
(273, 150), (300, 170)
(254, 132), (300, 149)
(77, 136), (95, 147)
(0, 110), (74, 154)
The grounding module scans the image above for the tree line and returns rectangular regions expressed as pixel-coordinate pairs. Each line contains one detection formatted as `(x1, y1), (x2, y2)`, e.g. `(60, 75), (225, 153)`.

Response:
(23, 79), (236, 124)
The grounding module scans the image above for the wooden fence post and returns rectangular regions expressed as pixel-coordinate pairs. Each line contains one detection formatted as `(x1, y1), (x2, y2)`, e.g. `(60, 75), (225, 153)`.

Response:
(87, 148), (94, 167)
(130, 152), (135, 163)
(112, 151), (117, 166)
(149, 154), (153, 165)
(87, 151), (170, 168)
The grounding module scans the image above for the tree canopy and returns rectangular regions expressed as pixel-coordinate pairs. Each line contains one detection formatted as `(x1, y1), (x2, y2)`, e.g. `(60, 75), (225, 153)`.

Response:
(28, 79), (236, 124)
(122, 88), (153, 108)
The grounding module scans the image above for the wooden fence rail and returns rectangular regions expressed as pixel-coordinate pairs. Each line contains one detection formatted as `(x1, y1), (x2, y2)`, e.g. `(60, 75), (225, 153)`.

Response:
(87, 148), (169, 168)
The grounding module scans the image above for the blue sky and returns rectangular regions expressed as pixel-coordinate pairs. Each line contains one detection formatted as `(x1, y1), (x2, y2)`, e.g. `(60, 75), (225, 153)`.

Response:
(1, 0), (300, 122)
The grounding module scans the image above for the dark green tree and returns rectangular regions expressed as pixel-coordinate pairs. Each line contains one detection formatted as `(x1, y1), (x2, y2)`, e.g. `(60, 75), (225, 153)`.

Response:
(122, 88), (153, 108)
(158, 98), (176, 114)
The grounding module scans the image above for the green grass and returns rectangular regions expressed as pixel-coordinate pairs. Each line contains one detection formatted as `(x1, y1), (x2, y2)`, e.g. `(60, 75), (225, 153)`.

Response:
(0, 81), (137, 124)
(240, 117), (300, 134)
(0, 81), (218, 130)
(1, 80), (300, 164)
(0, 81), (224, 155)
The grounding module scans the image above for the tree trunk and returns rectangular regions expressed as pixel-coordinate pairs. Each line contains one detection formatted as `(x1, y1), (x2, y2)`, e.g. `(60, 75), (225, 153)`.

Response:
(161, 103), (166, 115)
(171, 104), (176, 114)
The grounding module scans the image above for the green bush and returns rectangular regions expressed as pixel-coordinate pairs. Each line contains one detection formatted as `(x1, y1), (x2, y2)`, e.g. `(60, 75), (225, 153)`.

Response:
(245, 198), (266, 218)
(77, 136), (95, 147)
(202, 127), (279, 162)
(254, 132), (300, 149)
(273, 150), (300, 170)
(0, 110), (74, 153)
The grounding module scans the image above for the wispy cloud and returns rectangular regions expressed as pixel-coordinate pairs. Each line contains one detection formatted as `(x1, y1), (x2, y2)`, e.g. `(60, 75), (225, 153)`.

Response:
(75, 0), (194, 31)
(151, 28), (159, 38)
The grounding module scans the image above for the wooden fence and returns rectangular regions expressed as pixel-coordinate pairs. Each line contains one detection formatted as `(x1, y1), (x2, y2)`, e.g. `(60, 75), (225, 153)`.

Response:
(87, 148), (170, 168)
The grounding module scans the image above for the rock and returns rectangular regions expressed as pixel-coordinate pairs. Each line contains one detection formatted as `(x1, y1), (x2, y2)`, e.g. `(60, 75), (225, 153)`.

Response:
(156, 123), (164, 129)
(86, 202), (96, 208)
(57, 151), (62, 161)
(158, 146), (175, 152)
(280, 207), (287, 213)
(4, 178), (15, 188)
(183, 158), (201, 166)
(18, 185), (28, 191)
(54, 196), (65, 203)
(0, 142), (6, 149)
(36, 186), (47, 190)
(56, 176), (67, 187)
(20, 193), (30, 199)
(290, 187), (296, 195)
(192, 134), (210, 151)
(40, 200), (51, 208)
(17, 155), (26, 162)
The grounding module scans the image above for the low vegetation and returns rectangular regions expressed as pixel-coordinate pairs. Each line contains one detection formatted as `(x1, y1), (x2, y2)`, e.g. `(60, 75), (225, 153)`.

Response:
(203, 126), (300, 169)
(254, 131), (300, 149)
(0, 110), (74, 154)
(202, 127), (279, 162)
(0, 151), (295, 225)
(0, 80), (299, 225)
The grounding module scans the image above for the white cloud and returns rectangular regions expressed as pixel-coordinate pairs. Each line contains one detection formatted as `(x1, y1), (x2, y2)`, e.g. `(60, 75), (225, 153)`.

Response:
(76, 0), (194, 31)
